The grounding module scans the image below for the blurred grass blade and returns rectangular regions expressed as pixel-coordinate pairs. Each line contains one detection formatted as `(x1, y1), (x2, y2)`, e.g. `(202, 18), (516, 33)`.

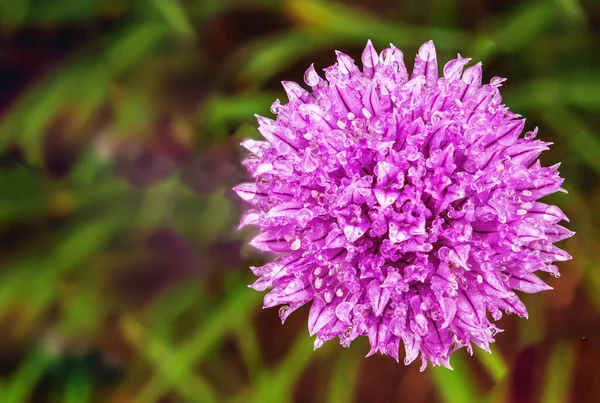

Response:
(237, 31), (322, 87)
(150, 0), (194, 37)
(475, 346), (508, 383)
(0, 0), (31, 30)
(178, 287), (262, 363)
(0, 68), (71, 163)
(539, 107), (600, 176)
(196, 191), (236, 238)
(284, 0), (473, 51)
(104, 23), (167, 75)
(541, 342), (575, 403)
(202, 93), (276, 137)
(0, 22), (166, 163)
(148, 284), (204, 331)
(251, 333), (328, 402)
(0, 167), (47, 221)
(554, 0), (584, 23)
(431, 352), (477, 403)
(5, 348), (53, 403)
(505, 76), (600, 112)
(121, 317), (220, 403)
(131, 286), (262, 402)
(26, 0), (101, 24)
(54, 216), (123, 272)
(136, 177), (180, 230)
(234, 319), (264, 382)
(63, 368), (91, 403)
(327, 348), (362, 403)
(493, 3), (558, 53)
(429, 0), (457, 28)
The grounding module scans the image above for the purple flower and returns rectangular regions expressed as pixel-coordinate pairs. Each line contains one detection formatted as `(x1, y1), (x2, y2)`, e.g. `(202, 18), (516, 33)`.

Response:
(233, 40), (573, 370)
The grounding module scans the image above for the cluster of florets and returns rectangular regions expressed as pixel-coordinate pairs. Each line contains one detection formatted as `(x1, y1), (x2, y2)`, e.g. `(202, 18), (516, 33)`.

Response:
(234, 40), (573, 370)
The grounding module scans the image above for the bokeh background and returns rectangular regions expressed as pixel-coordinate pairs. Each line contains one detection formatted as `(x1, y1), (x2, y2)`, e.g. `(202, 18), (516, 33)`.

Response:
(0, 0), (599, 402)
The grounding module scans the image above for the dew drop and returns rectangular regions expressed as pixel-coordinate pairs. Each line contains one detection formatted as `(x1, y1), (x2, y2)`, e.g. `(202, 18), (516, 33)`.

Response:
(270, 99), (282, 115)
(290, 238), (301, 250)
(304, 64), (320, 87)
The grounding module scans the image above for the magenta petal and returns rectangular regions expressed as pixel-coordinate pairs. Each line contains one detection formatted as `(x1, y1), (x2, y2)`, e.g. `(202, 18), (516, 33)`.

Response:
(308, 301), (336, 336)
(526, 202), (569, 224)
(361, 39), (379, 78)
(508, 273), (553, 293)
(443, 54), (471, 79)
(367, 280), (391, 317)
(263, 277), (311, 308)
(233, 183), (267, 203)
(249, 226), (294, 253)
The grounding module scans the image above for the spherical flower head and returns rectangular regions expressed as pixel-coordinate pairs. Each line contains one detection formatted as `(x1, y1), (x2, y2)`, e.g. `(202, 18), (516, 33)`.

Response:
(234, 40), (573, 370)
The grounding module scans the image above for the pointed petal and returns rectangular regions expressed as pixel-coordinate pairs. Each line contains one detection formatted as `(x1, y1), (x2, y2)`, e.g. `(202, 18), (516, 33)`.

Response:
(402, 333), (421, 365)
(362, 39), (379, 78)
(258, 125), (300, 156)
(335, 50), (358, 75)
(263, 277), (311, 308)
(308, 301), (336, 336)
(304, 63), (325, 87)
(239, 209), (261, 229)
(508, 273), (553, 293)
(233, 182), (267, 203)
(249, 226), (294, 253)
(281, 81), (309, 103)
(526, 202), (569, 224)
(443, 54), (471, 79)
(368, 280), (391, 317)
(412, 40), (438, 88)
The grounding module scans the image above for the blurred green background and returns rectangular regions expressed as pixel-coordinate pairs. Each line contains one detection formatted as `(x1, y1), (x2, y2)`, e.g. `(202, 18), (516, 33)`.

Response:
(0, 0), (598, 402)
